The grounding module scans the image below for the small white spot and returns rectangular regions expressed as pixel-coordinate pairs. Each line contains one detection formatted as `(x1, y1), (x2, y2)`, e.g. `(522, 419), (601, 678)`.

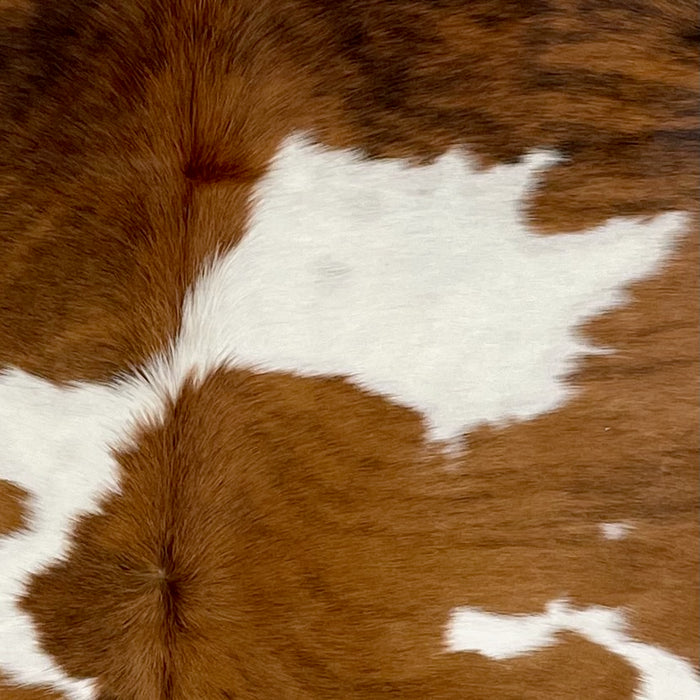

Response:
(600, 522), (634, 540)
(444, 604), (561, 659)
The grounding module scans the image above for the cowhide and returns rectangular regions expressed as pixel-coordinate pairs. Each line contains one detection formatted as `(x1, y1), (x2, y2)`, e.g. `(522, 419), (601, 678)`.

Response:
(0, 0), (698, 698)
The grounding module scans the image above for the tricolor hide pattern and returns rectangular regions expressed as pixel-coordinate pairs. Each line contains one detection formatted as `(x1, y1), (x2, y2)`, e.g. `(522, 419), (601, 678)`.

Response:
(0, 1), (698, 698)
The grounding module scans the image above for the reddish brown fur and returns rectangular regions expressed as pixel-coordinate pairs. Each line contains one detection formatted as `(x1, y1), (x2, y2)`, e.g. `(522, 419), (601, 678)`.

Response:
(0, 676), (63, 700)
(0, 0), (311, 380)
(1, 0), (698, 697)
(0, 481), (27, 538)
(24, 369), (638, 699)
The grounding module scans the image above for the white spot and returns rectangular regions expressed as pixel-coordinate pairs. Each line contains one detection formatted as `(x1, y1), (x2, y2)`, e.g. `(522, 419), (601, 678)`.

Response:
(600, 522), (634, 540)
(444, 603), (562, 659)
(447, 602), (700, 699)
(176, 135), (686, 440)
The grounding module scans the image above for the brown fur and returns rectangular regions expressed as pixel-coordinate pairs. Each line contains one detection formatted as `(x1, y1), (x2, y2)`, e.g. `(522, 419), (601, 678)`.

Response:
(24, 368), (639, 699)
(0, 480), (26, 538)
(0, 676), (63, 700)
(0, 0), (309, 380)
(1, 0), (698, 697)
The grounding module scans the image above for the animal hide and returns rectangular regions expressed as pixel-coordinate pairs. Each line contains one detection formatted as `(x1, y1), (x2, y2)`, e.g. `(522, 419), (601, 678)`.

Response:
(0, 1), (698, 698)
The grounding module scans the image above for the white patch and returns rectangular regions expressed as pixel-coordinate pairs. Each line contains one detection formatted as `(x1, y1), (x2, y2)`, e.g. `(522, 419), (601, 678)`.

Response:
(447, 602), (700, 699)
(443, 604), (561, 659)
(179, 136), (686, 440)
(0, 136), (689, 697)
(600, 522), (635, 540)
